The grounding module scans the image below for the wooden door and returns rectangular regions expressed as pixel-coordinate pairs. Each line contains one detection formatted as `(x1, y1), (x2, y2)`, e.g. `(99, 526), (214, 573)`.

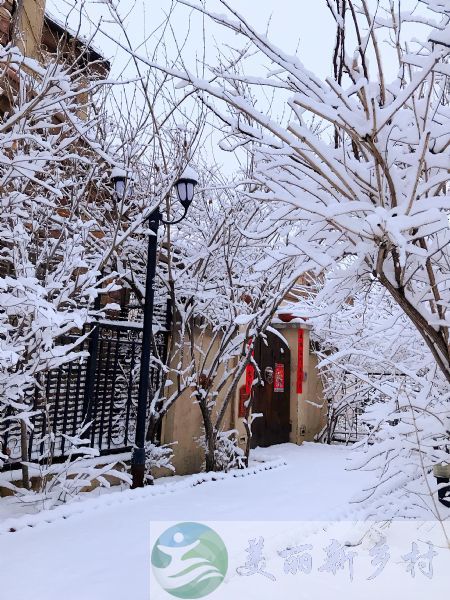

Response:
(251, 331), (291, 448)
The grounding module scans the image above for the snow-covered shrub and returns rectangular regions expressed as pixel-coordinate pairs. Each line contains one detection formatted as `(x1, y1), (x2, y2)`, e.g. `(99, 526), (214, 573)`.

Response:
(144, 441), (176, 483)
(198, 429), (246, 473)
(7, 425), (131, 510)
(214, 430), (246, 472)
(306, 284), (419, 443)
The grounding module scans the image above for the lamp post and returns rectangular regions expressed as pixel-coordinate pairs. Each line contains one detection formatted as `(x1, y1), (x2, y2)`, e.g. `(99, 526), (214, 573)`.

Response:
(112, 166), (198, 488)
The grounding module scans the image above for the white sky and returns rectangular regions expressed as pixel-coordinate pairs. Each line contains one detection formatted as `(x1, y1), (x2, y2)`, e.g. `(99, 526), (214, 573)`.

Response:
(47, 1), (429, 75)
(47, 1), (337, 79)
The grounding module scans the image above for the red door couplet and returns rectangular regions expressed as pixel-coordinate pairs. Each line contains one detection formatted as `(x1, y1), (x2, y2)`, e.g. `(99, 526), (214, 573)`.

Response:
(297, 329), (304, 394)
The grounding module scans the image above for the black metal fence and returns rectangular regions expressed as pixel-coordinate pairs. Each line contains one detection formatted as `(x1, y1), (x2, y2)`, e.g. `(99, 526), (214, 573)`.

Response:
(330, 372), (407, 444)
(1, 317), (169, 468)
(331, 406), (367, 444)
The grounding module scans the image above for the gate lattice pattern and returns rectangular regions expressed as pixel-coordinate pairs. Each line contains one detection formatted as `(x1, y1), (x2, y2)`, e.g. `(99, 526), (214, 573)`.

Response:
(329, 372), (407, 444)
(1, 318), (168, 467)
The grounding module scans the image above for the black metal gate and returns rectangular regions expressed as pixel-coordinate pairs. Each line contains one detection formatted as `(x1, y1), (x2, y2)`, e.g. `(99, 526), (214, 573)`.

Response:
(328, 372), (407, 444)
(1, 317), (169, 467)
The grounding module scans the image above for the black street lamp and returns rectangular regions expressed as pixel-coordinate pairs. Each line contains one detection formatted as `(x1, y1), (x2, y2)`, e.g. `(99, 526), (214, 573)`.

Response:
(112, 166), (198, 488)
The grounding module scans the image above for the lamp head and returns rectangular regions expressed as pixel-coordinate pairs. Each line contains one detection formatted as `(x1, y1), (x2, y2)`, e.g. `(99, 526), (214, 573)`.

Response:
(111, 167), (128, 198)
(174, 166), (198, 210)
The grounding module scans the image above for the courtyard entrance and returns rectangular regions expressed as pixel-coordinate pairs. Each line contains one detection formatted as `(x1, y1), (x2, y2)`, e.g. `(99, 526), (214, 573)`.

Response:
(251, 331), (291, 448)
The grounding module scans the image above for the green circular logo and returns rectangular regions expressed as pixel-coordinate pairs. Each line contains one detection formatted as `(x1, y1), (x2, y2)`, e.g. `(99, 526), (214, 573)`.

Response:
(151, 522), (228, 598)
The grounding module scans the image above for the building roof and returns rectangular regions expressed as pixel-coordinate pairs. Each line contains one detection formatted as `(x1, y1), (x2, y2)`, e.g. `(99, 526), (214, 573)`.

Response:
(43, 10), (110, 72)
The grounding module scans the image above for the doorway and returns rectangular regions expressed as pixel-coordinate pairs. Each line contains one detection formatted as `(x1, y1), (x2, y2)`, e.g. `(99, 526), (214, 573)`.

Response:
(251, 331), (291, 448)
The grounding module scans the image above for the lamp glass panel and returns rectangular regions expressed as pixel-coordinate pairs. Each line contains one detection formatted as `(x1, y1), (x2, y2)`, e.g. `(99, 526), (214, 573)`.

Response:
(115, 180), (125, 197)
(177, 182), (188, 202)
(186, 182), (194, 202)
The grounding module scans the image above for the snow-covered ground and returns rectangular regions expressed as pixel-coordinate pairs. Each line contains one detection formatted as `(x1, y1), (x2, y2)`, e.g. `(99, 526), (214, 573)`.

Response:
(0, 443), (448, 599)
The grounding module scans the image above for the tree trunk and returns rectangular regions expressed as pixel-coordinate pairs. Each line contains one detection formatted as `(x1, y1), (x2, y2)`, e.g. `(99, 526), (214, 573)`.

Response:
(243, 419), (251, 468)
(242, 390), (255, 467)
(198, 395), (216, 472)
(378, 272), (450, 384)
(20, 420), (30, 490)
(146, 412), (161, 444)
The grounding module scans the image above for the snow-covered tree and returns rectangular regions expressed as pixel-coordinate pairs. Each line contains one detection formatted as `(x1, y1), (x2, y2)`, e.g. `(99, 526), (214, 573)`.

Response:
(0, 36), (212, 491)
(288, 275), (450, 517)
(167, 181), (300, 472)
(0, 44), (121, 486)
